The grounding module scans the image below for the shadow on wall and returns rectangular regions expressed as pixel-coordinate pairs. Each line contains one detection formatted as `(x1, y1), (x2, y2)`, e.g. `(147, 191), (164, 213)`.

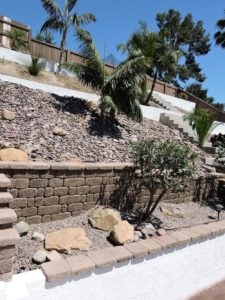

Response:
(98, 171), (221, 215)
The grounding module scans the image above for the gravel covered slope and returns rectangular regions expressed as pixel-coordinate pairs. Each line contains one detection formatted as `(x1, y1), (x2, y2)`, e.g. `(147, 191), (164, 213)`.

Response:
(0, 81), (207, 173)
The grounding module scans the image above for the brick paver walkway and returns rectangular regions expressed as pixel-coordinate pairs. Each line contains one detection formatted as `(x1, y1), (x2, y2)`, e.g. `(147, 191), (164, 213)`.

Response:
(190, 280), (225, 299)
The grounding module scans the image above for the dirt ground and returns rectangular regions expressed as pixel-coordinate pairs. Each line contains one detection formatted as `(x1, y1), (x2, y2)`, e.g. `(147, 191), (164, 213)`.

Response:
(0, 60), (96, 93)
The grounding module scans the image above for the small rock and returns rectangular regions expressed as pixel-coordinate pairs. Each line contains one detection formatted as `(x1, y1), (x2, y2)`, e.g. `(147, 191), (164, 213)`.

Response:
(0, 148), (28, 162)
(2, 109), (15, 121)
(89, 207), (122, 231)
(109, 220), (134, 245)
(160, 206), (184, 218)
(32, 250), (47, 264)
(157, 228), (166, 236)
(53, 127), (68, 136)
(46, 250), (61, 262)
(32, 232), (45, 242)
(134, 230), (142, 238)
(15, 221), (30, 236)
(133, 235), (140, 242)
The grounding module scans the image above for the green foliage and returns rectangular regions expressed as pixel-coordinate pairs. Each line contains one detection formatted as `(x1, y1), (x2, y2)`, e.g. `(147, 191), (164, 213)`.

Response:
(118, 22), (182, 104)
(3, 29), (27, 51)
(64, 31), (143, 122)
(186, 83), (224, 112)
(156, 9), (210, 85)
(131, 139), (196, 220)
(27, 56), (43, 76)
(40, 0), (96, 70)
(185, 109), (216, 148)
(215, 10), (225, 48)
(35, 30), (55, 44)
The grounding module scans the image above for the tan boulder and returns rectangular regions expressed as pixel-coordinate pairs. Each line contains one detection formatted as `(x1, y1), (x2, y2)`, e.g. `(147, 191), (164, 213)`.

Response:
(110, 221), (134, 245)
(89, 207), (122, 231)
(2, 109), (15, 121)
(53, 127), (68, 136)
(0, 148), (28, 162)
(45, 228), (91, 254)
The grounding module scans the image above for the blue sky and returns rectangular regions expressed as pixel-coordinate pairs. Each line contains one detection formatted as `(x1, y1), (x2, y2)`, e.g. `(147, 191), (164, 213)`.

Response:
(0, 0), (225, 103)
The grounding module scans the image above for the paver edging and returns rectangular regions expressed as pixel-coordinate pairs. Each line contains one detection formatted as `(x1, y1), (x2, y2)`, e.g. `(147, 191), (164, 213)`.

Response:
(40, 220), (225, 282)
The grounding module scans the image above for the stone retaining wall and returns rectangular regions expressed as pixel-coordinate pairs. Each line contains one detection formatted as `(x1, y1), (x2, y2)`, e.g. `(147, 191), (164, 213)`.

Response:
(0, 162), (217, 224)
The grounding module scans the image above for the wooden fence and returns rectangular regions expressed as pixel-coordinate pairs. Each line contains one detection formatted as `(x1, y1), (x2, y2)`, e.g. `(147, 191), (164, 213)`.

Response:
(0, 15), (225, 122)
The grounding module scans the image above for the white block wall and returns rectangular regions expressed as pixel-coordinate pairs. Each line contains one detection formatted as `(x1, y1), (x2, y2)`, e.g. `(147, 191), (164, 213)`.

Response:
(1, 234), (225, 300)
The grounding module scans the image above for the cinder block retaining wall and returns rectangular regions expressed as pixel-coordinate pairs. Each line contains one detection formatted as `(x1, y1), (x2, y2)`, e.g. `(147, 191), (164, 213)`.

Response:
(0, 162), (216, 224)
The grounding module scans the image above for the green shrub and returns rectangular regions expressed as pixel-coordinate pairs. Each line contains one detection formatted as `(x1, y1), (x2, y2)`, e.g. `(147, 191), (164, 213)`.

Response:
(28, 56), (43, 76)
(131, 139), (196, 221)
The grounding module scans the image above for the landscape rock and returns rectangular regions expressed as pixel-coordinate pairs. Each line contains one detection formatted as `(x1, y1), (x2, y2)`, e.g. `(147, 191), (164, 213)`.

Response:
(89, 207), (122, 231)
(53, 127), (68, 136)
(160, 206), (184, 218)
(46, 250), (61, 262)
(15, 221), (30, 236)
(45, 228), (91, 254)
(32, 250), (47, 264)
(109, 220), (134, 245)
(0, 148), (28, 161)
(157, 228), (167, 236)
(141, 223), (156, 236)
(2, 109), (16, 121)
(32, 232), (45, 242)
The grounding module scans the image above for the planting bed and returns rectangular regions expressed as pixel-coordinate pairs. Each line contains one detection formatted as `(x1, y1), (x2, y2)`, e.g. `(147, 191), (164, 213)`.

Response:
(14, 202), (225, 274)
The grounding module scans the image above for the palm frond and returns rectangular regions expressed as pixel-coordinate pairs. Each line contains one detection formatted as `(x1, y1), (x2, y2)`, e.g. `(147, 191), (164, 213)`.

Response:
(67, 0), (78, 12)
(41, 18), (64, 33)
(41, 0), (62, 18)
(75, 13), (96, 26)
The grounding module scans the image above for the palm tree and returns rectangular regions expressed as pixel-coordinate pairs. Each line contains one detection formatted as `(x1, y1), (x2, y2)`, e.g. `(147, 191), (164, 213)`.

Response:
(185, 109), (217, 148)
(215, 10), (225, 48)
(40, 0), (96, 71)
(118, 23), (182, 105)
(64, 31), (145, 122)
(4, 29), (27, 51)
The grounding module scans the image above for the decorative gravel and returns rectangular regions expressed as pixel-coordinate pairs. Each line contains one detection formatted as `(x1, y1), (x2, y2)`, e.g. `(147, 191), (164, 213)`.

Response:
(14, 202), (225, 274)
(0, 81), (207, 176)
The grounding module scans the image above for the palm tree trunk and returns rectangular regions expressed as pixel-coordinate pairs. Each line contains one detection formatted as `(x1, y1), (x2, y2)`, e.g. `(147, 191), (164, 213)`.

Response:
(143, 70), (157, 105)
(58, 30), (67, 73)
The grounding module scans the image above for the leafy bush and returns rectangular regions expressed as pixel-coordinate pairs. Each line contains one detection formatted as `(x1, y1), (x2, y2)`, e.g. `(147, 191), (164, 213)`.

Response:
(28, 56), (43, 76)
(131, 139), (196, 221)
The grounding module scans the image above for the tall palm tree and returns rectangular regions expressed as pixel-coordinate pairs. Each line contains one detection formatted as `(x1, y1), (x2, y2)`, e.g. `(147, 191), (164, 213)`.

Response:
(118, 23), (182, 105)
(215, 10), (225, 48)
(40, 0), (96, 71)
(64, 31), (146, 122)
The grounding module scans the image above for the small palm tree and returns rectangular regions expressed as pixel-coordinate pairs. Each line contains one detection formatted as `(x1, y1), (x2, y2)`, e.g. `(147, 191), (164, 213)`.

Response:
(27, 56), (43, 76)
(215, 10), (225, 48)
(64, 31), (145, 122)
(40, 0), (96, 71)
(3, 29), (27, 51)
(185, 109), (217, 148)
(118, 23), (182, 105)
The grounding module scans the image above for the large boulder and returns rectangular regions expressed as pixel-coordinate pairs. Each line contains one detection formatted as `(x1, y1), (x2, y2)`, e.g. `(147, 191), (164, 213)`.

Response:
(2, 109), (15, 121)
(0, 148), (28, 161)
(45, 228), (91, 254)
(109, 221), (134, 245)
(89, 207), (122, 231)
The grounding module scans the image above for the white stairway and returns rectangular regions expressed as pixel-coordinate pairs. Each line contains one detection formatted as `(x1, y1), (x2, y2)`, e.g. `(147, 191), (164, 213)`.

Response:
(160, 112), (198, 142)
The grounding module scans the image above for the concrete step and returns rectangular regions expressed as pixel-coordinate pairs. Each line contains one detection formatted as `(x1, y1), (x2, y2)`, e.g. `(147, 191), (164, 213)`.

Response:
(0, 228), (20, 247)
(0, 193), (13, 206)
(0, 208), (17, 225)
(0, 174), (11, 188)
